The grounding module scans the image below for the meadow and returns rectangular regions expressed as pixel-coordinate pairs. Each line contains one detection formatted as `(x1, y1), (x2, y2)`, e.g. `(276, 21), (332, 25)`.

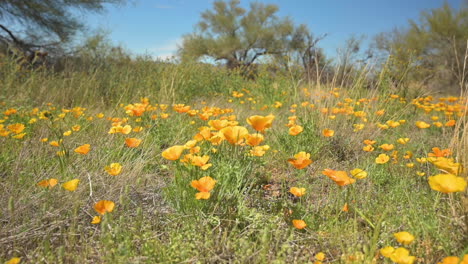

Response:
(0, 54), (467, 264)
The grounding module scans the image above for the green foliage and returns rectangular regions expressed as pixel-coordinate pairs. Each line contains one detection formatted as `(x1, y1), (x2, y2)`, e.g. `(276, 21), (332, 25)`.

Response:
(0, 0), (124, 50)
(373, 1), (468, 92)
(179, 0), (320, 73)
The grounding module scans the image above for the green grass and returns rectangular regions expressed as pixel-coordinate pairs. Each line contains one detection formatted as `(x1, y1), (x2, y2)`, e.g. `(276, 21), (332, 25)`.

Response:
(0, 55), (467, 263)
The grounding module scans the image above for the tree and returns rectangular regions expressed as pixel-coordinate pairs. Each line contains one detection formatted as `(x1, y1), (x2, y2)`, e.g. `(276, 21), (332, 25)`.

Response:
(373, 1), (468, 91)
(0, 0), (124, 53)
(179, 0), (318, 72)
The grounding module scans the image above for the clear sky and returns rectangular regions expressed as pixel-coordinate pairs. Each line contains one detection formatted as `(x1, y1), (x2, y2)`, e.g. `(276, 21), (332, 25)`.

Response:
(82, 0), (464, 59)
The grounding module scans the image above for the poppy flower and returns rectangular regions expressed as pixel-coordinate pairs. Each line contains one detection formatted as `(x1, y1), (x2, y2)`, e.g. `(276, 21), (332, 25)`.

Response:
(6, 257), (21, 264)
(208, 119), (229, 130)
(428, 174), (467, 193)
(50, 140), (61, 147)
(380, 144), (394, 151)
(289, 125), (303, 136)
(397, 138), (410, 145)
(292, 219), (307, 229)
(445, 120), (456, 127)
(219, 126), (249, 145)
(389, 247), (416, 264)
(375, 154), (390, 164)
(191, 176), (217, 200)
(288, 152), (313, 169)
(62, 179), (80, 191)
(380, 246), (395, 258)
(7, 123), (25, 134)
(37, 178), (58, 188)
(94, 200), (115, 215)
(363, 145), (375, 152)
(105, 163), (122, 176)
(162, 145), (185, 160)
(394, 231), (415, 245)
(438, 256), (460, 264)
(74, 144), (91, 155)
(250, 145), (270, 157)
(350, 168), (367, 179)
(91, 216), (101, 224)
(322, 129), (334, 137)
(415, 121), (430, 129)
(185, 154), (212, 170)
(315, 252), (325, 261)
(125, 138), (142, 148)
(322, 169), (356, 186)
(428, 157), (464, 175)
(246, 115), (275, 132)
(245, 134), (264, 146)
(363, 139), (376, 145)
(428, 147), (451, 157)
(342, 203), (349, 212)
(433, 122), (443, 127)
(289, 187), (306, 197)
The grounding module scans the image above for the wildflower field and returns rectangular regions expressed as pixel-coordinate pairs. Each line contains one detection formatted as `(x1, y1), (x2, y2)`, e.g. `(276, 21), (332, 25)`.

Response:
(0, 56), (467, 264)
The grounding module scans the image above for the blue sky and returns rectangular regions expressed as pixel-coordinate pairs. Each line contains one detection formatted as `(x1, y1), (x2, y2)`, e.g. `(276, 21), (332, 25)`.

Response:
(82, 0), (464, 59)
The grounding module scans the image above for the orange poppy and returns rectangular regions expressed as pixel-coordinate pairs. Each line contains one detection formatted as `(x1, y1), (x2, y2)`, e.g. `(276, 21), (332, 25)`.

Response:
(288, 152), (313, 169)
(94, 200), (115, 215)
(246, 115), (275, 132)
(162, 145), (185, 160)
(322, 129), (334, 137)
(125, 138), (142, 148)
(74, 144), (91, 155)
(322, 169), (356, 186)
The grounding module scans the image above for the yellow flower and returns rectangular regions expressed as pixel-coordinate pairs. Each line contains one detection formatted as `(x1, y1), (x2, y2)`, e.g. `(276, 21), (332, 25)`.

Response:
(292, 219), (307, 229)
(219, 126), (249, 145)
(438, 256), (460, 264)
(289, 187), (306, 197)
(37, 178), (58, 188)
(394, 231), (415, 245)
(363, 139), (376, 145)
(74, 144), (91, 155)
(250, 145), (270, 157)
(363, 145), (375, 152)
(12, 133), (26, 139)
(245, 133), (264, 146)
(6, 257), (21, 264)
(322, 129), (334, 137)
(91, 216), (101, 224)
(105, 163), (123, 176)
(72, 125), (81, 131)
(246, 114), (275, 132)
(62, 179), (80, 191)
(125, 138), (142, 148)
(63, 130), (72, 136)
(389, 247), (416, 264)
(428, 157), (464, 175)
(428, 174), (467, 193)
(380, 246), (395, 258)
(191, 176), (216, 200)
(7, 123), (25, 134)
(397, 138), (410, 144)
(350, 168), (367, 179)
(379, 144), (394, 151)
(315, 252), (325, 261)
(322, 169), (356, 186)
(94, 200), (115, 215)
(288, 151), (313, 169)
(289, 125), (303, 136)
(375, 154), (390, 164)
(415, 121), (430, 129)
(161, 145), (185, 161)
